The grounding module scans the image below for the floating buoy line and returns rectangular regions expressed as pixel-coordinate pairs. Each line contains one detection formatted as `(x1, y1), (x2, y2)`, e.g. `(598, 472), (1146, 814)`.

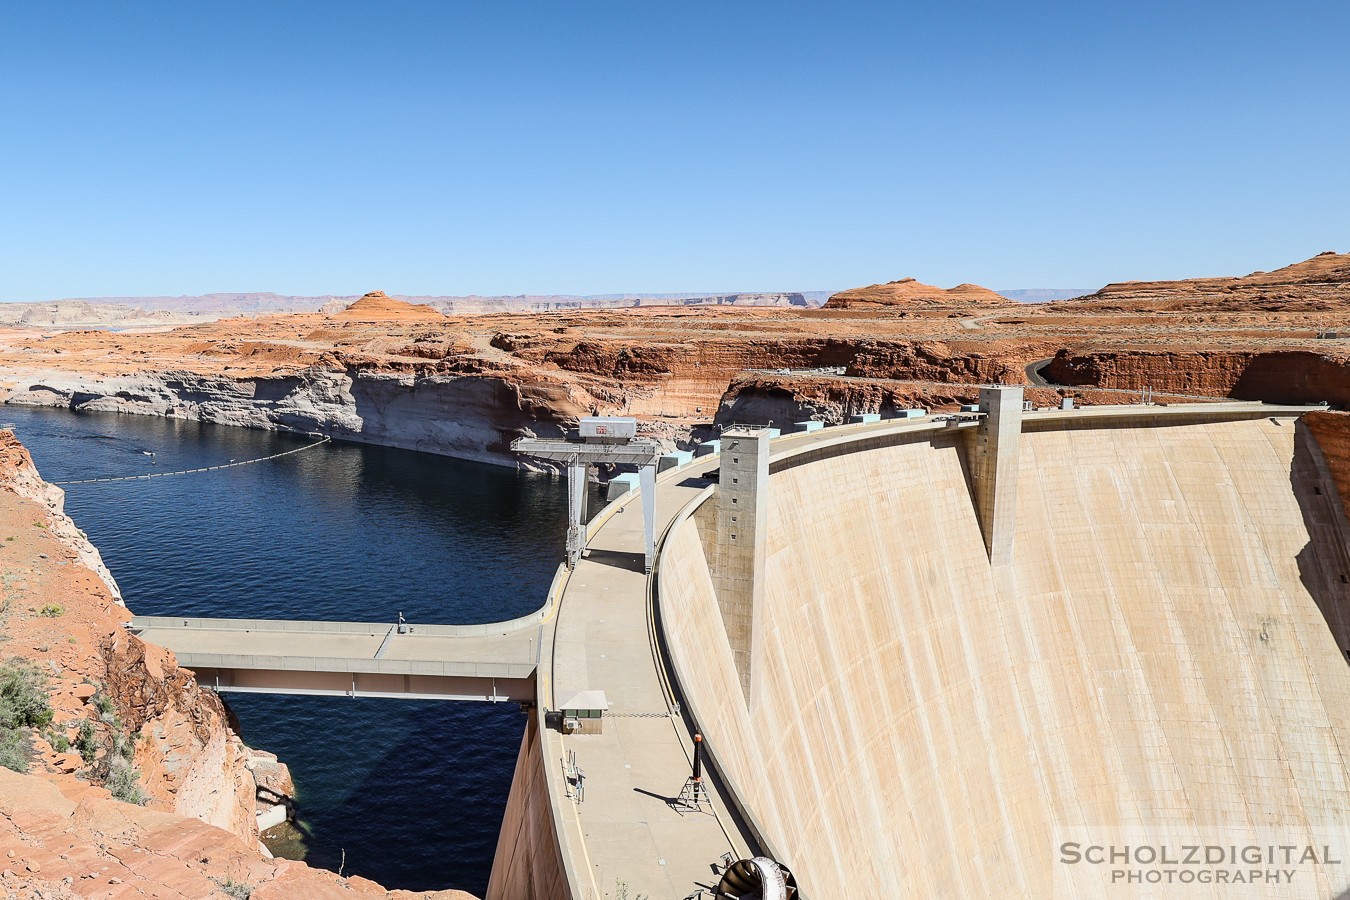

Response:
(52, 434), (332, 485)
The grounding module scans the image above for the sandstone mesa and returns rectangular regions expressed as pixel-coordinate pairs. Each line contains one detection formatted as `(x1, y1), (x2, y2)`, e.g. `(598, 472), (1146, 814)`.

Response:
(822, 276), (1011, 309)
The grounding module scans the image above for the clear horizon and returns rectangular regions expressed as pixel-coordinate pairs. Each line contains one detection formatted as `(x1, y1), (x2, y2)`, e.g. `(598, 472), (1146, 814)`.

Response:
(1, 2), (1346, 301)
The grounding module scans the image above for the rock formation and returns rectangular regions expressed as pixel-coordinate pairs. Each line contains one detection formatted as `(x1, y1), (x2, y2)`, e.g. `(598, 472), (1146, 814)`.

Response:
(713, 373), (1206, 428)
(823, 277), (1010, 309)
(332, 291), (446, 322)
(1065, 250), (1350, 311)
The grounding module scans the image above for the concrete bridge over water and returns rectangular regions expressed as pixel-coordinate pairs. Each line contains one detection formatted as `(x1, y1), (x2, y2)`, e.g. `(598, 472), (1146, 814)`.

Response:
(128, 613), (542, 702)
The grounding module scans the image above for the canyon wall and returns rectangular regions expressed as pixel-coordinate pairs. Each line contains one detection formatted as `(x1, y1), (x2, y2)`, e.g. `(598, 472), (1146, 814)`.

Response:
(1043, 348), (1350, 406)
(3, 368), (584, 467)
(0, 334), (1057, 467)
(659, 416), (1350, 897)
(713, 373), (1217, 429)
(0, 430), (258, 842)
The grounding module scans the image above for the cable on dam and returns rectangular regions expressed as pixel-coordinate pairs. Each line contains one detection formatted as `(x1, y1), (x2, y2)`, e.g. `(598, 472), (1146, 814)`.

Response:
(52, 434), (332, 485)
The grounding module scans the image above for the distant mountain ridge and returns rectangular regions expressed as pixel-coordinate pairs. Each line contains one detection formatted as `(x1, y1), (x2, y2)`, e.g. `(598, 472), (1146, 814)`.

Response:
(996, 288), (1096, 303)
(0, 285), (1095, 329)
(0, 289), (839, 327)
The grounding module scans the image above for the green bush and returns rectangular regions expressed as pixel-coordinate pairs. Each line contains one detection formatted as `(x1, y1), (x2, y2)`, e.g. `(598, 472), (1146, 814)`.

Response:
(213, 876), (252, 899)
(75, 719), (98, 765)
(43, 727), (70, 753)
(0, 660), (49, 773)
(0, 727), (31, 772)
(0, 659), (52, 730)
(112, 729), (135, 762)
(38, 604), (65, 617)
(105, 756), (146, 805)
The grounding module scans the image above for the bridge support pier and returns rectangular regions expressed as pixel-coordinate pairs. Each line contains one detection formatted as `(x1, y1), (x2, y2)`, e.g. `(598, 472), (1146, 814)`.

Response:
(970, 386), (1023, 566)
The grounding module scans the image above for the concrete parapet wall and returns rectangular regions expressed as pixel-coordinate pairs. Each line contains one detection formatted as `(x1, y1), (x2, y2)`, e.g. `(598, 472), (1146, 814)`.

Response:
(659, 411), (1350, 897)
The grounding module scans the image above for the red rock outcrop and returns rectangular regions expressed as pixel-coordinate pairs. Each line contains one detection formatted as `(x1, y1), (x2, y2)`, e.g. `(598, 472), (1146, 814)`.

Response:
(0, 430), (261, 844)
(1042, 348), (1350, 406)
(824, 277), (1010, 309)
(1065, 250), (1350, 312)
(333, 291), (446, 322)
(845, 340), (1029, 383)
(1304, 410), (1350, 511)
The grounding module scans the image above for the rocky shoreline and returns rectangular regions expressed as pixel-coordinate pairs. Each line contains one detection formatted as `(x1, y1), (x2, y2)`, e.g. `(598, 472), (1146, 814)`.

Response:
(2, 367), (582, 470)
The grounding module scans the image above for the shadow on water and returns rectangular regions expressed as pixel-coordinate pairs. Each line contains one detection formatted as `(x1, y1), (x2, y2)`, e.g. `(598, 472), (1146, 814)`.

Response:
(232, 694), (529, 892)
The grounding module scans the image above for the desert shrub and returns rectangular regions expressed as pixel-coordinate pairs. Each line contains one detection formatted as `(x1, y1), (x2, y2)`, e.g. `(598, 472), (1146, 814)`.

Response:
(43, 727), (70, 753)
(38, 603), (65, 617)
(213, 876), (252, 899)
(75, 719), (98, 764)
(92, 691), (115, 718)
(0, 660), (49, 773)
(111, 728), (136, 762)
(105, 756), (146, 805)
(0, 727), (31, 772)
(0, 659), (52, 730)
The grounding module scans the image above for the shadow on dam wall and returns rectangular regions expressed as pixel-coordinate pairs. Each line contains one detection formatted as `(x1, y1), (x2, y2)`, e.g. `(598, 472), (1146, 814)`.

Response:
(1294, 418), (1350, 657)
(658, 412), (1350, 899)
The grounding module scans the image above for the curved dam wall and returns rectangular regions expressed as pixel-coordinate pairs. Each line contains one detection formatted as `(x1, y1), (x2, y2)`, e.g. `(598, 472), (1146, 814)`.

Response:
(659, 414), (1350, 897)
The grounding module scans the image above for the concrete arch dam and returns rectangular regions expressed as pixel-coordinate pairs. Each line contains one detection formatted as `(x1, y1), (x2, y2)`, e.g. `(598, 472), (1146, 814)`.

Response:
(127, 398), (1350, 898)
(655, 400), (1350, 898)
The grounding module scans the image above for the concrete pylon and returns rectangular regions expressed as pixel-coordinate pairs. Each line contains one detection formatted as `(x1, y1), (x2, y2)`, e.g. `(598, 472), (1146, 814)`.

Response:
(712, 427), (771, 705)
(640, 463), (657, 573)
(566, 460), (588, 569)
(970, 386), (1023, 566)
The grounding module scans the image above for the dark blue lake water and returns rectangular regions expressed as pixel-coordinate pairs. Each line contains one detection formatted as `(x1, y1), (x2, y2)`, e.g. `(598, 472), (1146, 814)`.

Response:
(2, 406), (590, 895)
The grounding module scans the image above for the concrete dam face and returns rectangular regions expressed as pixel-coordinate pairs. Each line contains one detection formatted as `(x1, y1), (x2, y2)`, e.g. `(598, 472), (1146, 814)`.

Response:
(658, 412), (1350, 897)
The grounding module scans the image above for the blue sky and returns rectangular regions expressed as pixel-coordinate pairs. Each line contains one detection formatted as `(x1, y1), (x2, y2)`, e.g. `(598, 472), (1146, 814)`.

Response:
(0, 1), (1346, 300)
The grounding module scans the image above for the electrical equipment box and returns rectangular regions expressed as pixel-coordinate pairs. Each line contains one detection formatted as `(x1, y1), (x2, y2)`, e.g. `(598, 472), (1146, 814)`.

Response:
(578, 416), (638, 442)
